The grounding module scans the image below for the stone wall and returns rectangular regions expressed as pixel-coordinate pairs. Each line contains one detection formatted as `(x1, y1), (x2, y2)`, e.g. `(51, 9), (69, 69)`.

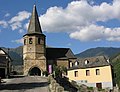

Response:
(24, 59), (46, 76)
(48, 75), (64, 92)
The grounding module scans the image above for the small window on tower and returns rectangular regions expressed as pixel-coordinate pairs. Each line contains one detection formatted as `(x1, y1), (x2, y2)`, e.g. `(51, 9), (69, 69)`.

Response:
(24, 39), (26, 45)
(38, 38), (40, 44)
(29, 38), (33, 44)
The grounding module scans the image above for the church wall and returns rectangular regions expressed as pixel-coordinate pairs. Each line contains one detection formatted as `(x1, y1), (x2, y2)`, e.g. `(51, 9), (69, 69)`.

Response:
(57, 59), (69, 68)
(24, 59), (46, 75)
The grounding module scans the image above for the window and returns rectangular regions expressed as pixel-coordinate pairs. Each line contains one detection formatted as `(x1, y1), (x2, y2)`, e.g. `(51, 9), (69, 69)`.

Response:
(69, 61), (73, 67)
(96, 69), (100, 75)
(86, 70), (90, 76)
(75, 61), (79, 66)
(85, 60), (89, 64)
(38, 38), (40, 44)
(29, 38), (33, 44)
(74, 71), (78, 77)
(24, 39), (26, 45)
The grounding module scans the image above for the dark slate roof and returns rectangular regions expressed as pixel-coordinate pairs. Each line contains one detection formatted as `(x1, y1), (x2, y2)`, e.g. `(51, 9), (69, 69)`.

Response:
(27, 5), (42, 34)
(46, 48), (76, 60)
(0, 48), (12, 67)
(0, 56), (7, 67)
(68, 56), (110, 70)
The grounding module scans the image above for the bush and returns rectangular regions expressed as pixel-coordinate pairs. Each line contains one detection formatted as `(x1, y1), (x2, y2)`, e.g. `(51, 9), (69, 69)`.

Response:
(42, 71), (49, 76)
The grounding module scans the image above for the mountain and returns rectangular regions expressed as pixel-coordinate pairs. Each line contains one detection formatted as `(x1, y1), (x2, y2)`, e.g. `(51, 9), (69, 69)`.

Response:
(76, 47), (120, 58)
(2, 46), (120, 65)
(2, 46), (23, 65)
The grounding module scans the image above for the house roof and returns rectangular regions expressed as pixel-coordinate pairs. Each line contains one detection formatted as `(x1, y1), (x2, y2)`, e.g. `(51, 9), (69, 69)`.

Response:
(27, 5), (42, 35)
(0, 56), (7, 67)
(68, 56), (110, 70)
(46, 48), (76, 60)
(0, 48), (12, 67)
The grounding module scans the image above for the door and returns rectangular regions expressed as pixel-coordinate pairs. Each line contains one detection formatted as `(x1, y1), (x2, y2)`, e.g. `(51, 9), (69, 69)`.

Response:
(0, 68), (5, 78)
(96, 83), (102, 89)
(29, 67), (41, 76)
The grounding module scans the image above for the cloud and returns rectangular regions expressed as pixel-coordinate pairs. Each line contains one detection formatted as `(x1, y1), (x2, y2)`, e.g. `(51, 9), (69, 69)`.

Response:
(40, 0), (120, 41)
(10, 22), (22, 30)
(4, 13), (10, 17)
(9, 11), (31, 31)
(0, 10), (30, 34)
(11, 38), (23, 44)
(0, 20), (8, 28)
(19, 29), (24, 34)
(70, 24), (120, 41)
(9, 11), (31, 23)
(24, 22), (29, 30)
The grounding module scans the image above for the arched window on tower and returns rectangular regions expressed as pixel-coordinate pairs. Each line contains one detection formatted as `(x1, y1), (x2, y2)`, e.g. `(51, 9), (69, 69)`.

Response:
(38, 38), (40, 44)
(29, 38), (33, 44)
(24, 39), (26, 45)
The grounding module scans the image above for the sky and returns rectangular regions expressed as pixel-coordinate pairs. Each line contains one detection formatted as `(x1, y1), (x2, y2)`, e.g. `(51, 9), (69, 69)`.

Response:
(1, 0), (120, 54)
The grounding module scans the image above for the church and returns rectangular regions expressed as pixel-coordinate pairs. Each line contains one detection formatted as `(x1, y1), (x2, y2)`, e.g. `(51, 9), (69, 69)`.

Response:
(23, 5), (76, 76)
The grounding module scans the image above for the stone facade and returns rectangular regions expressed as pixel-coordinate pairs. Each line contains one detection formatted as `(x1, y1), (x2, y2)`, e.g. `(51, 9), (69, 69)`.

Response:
(23, 34), (46, 75)
(23, 5), (46, 76)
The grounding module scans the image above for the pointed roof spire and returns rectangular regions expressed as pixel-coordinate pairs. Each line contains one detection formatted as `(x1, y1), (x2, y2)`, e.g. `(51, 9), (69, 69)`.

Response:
(28, 5), (42, 34)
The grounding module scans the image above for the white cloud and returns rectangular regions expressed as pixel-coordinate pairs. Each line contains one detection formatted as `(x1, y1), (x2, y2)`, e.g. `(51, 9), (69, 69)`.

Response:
(10, 22), (22, 30)
(8, 11), (31, 31)
(40, 0), (120, 41)
(70, 24), (120, 41)
(9, 11), (31, 23)
(4, 13), (10, 17)
(24, 22), (29, 30)
(0, 20), (8, 28)
(11, 38), (23, 44)
(19, 29), (24, 34)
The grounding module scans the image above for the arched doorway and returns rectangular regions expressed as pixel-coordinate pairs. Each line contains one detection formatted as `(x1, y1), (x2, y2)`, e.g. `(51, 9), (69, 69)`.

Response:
(29, 67), (41, 76)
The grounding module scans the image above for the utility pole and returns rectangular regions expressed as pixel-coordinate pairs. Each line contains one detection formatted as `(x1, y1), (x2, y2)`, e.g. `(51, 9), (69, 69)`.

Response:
(7, 48), (10, 78)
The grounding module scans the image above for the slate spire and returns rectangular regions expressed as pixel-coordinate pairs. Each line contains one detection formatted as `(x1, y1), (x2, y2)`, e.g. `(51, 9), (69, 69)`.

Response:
(28, 5), (42, 34)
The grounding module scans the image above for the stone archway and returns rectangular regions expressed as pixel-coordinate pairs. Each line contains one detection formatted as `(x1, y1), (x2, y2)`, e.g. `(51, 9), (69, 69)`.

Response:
(28, 67), (41, 76)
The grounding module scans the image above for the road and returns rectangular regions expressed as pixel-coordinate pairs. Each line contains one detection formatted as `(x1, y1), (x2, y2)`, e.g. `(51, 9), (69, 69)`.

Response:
(0, 76), (49, 92)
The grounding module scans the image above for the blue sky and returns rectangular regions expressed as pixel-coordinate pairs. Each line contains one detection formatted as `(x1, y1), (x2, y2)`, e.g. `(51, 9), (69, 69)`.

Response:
(1, 0), (120, 54)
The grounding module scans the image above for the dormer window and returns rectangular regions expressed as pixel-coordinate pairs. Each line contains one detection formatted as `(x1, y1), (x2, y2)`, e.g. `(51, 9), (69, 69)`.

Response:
(69, 61), (73, 67)
(75, 60), (79, 66)
(85, 60), (89, 64)
(29, 38), (33, 44)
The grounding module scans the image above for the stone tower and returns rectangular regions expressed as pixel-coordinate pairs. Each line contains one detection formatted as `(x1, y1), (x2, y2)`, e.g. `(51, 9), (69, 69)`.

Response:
(23, 5), (46, 76)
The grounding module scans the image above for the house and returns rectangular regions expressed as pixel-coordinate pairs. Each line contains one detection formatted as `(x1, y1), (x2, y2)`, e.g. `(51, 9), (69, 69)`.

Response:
(0, 48), (12, 78)
(67, 56), (113, 89)
(23, 5), (76, 76)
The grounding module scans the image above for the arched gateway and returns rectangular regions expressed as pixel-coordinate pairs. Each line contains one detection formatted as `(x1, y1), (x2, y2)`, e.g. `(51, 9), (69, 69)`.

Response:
(29, 67), (41, 76)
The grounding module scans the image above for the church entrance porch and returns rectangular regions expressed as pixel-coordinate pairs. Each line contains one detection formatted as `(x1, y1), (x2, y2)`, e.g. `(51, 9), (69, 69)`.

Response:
(28, 67), (41, 76)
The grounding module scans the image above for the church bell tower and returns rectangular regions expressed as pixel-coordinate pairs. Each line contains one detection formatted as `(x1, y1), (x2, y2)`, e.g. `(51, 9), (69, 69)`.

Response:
(23, 5), (46, 76)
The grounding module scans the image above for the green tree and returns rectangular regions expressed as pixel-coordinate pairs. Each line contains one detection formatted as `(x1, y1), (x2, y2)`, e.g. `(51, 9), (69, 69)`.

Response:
(53, 65), (67, 78)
